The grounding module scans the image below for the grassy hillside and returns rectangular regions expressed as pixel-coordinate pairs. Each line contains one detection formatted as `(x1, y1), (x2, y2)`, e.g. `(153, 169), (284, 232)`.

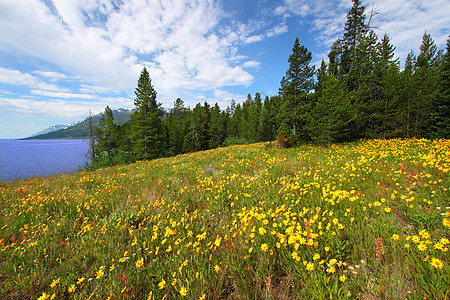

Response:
(1, 139), (449, 299)
(26, 110), (133, 139)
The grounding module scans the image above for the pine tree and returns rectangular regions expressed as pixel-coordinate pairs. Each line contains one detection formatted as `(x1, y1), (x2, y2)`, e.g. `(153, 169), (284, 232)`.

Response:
(430, 36), (450, 138)
(309, 73), (353, 146)
(96, 106), (117, 166)
(167, 98), (186, 155)
(209, 103), (226, 148)
(131, 67), (164, 160)
(279, 37), (315, 143)
(413, 32), (440, 137)
(342, 0), (367, 85)
(400, 50), (417, 137)
(375, 34), (401, 138)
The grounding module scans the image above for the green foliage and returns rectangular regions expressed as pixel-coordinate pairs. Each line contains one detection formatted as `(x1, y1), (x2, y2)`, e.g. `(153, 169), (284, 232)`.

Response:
(222, 136), (250, 147)
(131, 67), (165, 160)
(309, 73), (353, 146)
(429, 36), (450, 139)
(95, 106), (117, 166)
(279, 37), (315, 143)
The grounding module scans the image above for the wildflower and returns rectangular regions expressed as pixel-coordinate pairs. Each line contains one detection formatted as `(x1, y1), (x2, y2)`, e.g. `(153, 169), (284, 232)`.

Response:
(109, 264), (115, 272)
(258, 227), (266, 235)
(68, 284), (76, 293)
(214, 265), (220, 273)
(136, 258), (144, 268)
(199, 294), (206, 300)
(95, 268), (104, 279)
(179, 286), (188, 296)
(412, 235), (420, 243)
(76, 277), (85, 285)
(417, 243), (427, 251)
(171, 278), (177, 286)
(327, 266), (336, 273)
(261, 243), (268, 252)
(313, 253), (320, 260)
(147, 291), (153, 300)
(384, 207), (391, 213)
(404, 243), (410, 249)
(391, 234), (399, 240)
(158, 279), (166, 289)
(375, 238), (384, 265)
(306, 262), (314, 271)
(37, 292), (50, 300)
(430, 258), (444, 269)
(50, 278), (60, 288)
(339, 274), (347, 282)
(329, 258), (337, 266)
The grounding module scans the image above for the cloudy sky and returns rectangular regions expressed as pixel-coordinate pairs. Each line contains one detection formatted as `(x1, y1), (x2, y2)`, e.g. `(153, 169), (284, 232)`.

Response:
(0, 0), (448, 138)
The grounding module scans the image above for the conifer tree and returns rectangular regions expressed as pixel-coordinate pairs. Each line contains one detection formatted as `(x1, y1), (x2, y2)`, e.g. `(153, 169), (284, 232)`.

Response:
(309, 72), (353, 146)
(96, 106), (117, 166)
(167, 98), (186, 155)
(430, 36), (450, 138)
(279, 37), (315, 143)
(413, 32), (440, 137)
(131, 67), (164, 160)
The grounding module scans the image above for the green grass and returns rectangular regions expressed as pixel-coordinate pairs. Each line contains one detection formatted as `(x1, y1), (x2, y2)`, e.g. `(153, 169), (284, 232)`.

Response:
(1, 138), (449, 299)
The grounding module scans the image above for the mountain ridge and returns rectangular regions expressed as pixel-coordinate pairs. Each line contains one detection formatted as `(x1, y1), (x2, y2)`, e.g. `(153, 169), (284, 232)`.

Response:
(24, 109), (134, 140)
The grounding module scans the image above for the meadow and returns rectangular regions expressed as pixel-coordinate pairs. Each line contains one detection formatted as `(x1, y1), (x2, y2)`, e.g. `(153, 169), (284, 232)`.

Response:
(1, 138), (449, 299)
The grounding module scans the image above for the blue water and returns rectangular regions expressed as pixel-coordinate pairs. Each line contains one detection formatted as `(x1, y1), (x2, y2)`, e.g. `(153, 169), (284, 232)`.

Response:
(0, 139), (90, 182)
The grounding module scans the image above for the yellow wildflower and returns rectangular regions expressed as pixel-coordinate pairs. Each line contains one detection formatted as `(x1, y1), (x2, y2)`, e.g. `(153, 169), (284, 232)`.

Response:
(158, 279), (166, 289)
(50, 278), (60, 288)
(67, 284), (76, 293)
(136, 257), (144, 268)
(179, 286), (188, 296)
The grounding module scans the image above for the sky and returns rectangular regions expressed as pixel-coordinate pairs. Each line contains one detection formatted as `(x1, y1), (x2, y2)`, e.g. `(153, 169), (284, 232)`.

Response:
(0, 0), (448, 138)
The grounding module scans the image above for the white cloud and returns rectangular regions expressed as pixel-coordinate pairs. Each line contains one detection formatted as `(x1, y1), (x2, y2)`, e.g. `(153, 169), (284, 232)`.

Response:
(0, 96), (104, 121)
(0, 0), (259, 95)
(266, 23), (289, 37)
(33, 71), (68, 81)
(243, 61), (261, 69)
(0, 67), (64, 91)
(245, 35), (264, 44)
(30, 90), (96, 99)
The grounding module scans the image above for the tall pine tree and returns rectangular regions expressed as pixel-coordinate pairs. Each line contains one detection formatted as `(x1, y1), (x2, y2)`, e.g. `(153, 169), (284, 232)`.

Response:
(95, 106), (118, 166)
(279, 37), (315, 143)
(430, 36), (450, 138)
(131, 67), (164, 160)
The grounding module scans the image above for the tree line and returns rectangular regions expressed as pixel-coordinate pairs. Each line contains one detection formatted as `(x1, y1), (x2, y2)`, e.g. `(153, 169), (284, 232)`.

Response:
(91, 0), (449, 167)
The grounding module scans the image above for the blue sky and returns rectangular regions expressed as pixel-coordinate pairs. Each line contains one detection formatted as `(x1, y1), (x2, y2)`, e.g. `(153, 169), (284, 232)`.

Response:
(0, 0), (448, 138)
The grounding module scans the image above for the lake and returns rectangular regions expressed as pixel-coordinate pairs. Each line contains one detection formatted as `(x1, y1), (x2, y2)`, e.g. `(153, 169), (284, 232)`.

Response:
(0, 139), (90, 182)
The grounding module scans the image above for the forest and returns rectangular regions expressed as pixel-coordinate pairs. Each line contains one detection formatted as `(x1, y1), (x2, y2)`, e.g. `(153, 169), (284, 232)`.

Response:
(91, 0), (449, 168)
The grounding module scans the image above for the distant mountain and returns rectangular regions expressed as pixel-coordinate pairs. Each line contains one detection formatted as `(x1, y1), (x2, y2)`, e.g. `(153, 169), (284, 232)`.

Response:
(25, 109), (134, 140)
(29, 124), (68, 137)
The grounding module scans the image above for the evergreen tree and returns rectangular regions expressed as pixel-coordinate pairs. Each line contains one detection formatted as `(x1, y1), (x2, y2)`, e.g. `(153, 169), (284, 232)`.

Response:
(209, 103), (227, 148)
(400, 50), (417, 137)
(342, 0), (367, 85)
(228, 103), (241, 138)
(95, 106), (117, 166)
(413, 32), (440, 137)
(375, 34), (401, 138)
(430, 36), (450, 138)
(167, 98), (186, 155)
(131, 67), (164, 160)
(279, 37), (315, 143)
(309, 72), (353, 146)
